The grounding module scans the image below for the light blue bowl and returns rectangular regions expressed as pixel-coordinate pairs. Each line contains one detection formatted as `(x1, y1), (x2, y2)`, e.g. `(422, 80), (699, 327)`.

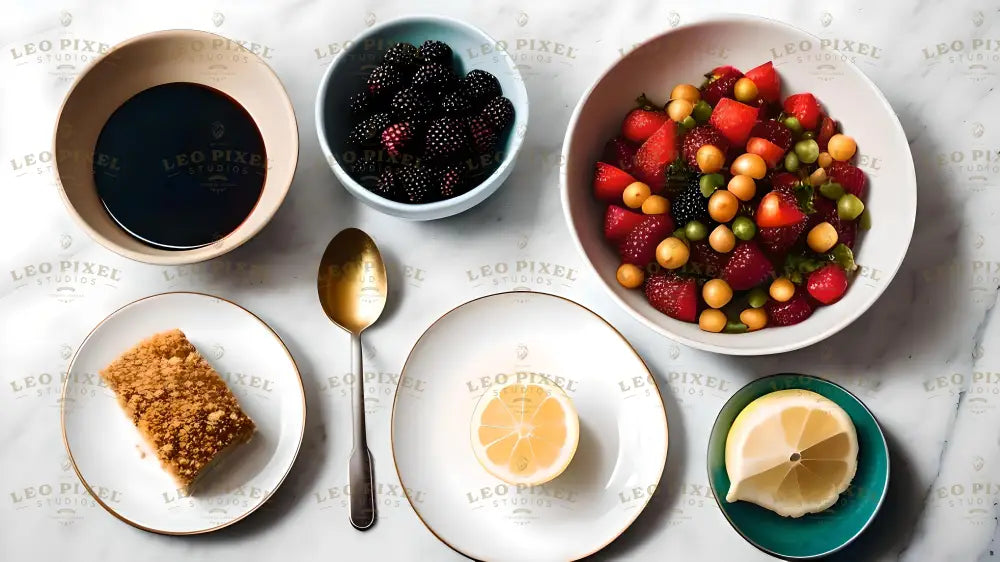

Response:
(315, 15), (528, 220)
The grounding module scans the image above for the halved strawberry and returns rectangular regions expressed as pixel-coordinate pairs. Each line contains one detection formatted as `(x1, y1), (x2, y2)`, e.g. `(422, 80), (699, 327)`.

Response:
(758, 218), (807, 257)
(622, 108), (669, 144)
(770, 172), (800, 194)
(782, 93), (821, 130)
(688, 240), (729, 278)
(807, 264), (849, 305)
(827, 161), (867, 198)
(702, 68), (744, 106)
(603, 205), (646, 243)
(644, 273), (697, 322)
(765, 286), (814, 326)
(756, 190), (806, 228)
(709, 98), (758, 146)
(744, 61), (780, 102)
(746, 137), (785, 168)
(722, 241), (774, 291)
(601, 137), (639, 175)
(749, 120), (793, 151)
(619, 214), (675, 266)
(681, 125), (729, 168)
(593, 162), (637, 203)
(817, 116), (837, 151)
(633, 120), (678, 193)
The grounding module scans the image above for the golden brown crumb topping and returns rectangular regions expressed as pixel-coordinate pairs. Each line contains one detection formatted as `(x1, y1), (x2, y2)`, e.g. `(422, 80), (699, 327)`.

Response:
(99, 329), (255, 486)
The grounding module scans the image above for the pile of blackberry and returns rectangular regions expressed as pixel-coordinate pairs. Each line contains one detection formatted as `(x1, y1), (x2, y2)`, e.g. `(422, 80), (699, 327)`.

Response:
(345, 40), (516, 204)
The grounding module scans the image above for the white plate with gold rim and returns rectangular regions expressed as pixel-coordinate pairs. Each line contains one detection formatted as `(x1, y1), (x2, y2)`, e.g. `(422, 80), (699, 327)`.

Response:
(61, 292), (306, 534)
(392, 291), (668, 561)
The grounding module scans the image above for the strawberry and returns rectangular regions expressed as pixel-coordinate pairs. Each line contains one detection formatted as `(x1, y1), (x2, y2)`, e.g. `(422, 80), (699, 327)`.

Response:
(758, 218), (807, 256)
(644, 273), (698, 322)
(765, 287), (814, 326)
(711, 65), (741, 77)
(807, 264), (849, 305)
(722, 241), (774, 291)
(749, 120), (793, 151)
(603, 205), (646, 243)
(681, 125), (729, 168)
(593, 162), (637, 203)
(817, 116), (837, 151)
(709, 98), (759, 146)
(619, 214), (675, 266)
(746, 137), (785, 168)
(622, 108), (669, 144)
(756, 190), (806, 228)
(827, 161), (867, 198)
(689, 240), (729, 278)
(770, 172), (800, 194)
(744, 61), (780, 102)
(633, 120), (678, 193)
(601, 137), (639, 175)
(702, 68), (744, 106)
(812, 197), (857, 249)
(782, 93), (821, 130)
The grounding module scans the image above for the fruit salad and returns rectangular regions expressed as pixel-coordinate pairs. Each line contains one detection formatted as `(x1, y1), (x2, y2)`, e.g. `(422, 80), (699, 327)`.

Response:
(344, 40), (515, 204)
(594, 61), (869, 333)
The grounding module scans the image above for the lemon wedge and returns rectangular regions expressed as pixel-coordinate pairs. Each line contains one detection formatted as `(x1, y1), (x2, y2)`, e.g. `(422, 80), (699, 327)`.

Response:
(471, 381), (579, 486)
(725, 389), (858, 518)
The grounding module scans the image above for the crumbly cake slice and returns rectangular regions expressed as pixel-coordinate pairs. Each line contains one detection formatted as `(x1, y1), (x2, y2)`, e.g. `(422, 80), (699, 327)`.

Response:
(99, 329), (255, 491)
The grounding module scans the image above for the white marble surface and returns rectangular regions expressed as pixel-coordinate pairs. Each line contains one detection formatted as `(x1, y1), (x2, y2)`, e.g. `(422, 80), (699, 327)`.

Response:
(0, 0), (996, 560)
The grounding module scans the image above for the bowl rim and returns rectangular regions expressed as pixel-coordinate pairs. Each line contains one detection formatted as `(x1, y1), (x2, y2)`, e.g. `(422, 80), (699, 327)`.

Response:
(314, 13), (529, 219)
(53, 28), (299, 266)
(559, 13), (916, 355)
(705, 372), (890, 559)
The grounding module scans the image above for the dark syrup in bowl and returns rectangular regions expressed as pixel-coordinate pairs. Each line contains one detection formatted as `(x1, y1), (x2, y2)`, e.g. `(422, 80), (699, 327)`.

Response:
(93, 82), (267, 250)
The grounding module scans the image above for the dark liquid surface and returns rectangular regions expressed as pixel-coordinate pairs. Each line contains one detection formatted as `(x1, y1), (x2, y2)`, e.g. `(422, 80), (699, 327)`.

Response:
(93, 82), (267, 250)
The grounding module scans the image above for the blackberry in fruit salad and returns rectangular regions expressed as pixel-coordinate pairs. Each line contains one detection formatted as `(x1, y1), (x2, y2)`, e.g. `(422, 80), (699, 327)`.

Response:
(592, 61), (869, 333)
(344, 41), (515, 204)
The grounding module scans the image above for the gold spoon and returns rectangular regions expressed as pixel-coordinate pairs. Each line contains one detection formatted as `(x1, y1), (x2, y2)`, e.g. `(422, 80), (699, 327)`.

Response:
(317, 228), (387, 530)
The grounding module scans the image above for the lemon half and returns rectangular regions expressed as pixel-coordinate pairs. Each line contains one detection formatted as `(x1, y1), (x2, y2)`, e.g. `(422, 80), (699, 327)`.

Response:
(471, 382), (579, 486)
(725, 389), (858, 518)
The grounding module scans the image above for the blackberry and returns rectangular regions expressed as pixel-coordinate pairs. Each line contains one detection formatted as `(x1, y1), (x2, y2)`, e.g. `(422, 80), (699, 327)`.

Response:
(366, 65), (404, 99)
(399, 166), (434, 203)
(461, 69), (501, 107)
(670, 179), (710, 227)
(347, 112), (392, 146)
(480, 96), (514, 130)
(372, 166), (403, 201)
(418, 40), (453, 65)
(390, 87), (435, 125)
(412, 63), (458, 98)
(424, 117), (469, 162)
(380, 122), (414, 157)
(349, 92), (371, 119)
(439, 91), (473, 117)
(467, 116), (498, 154)
(349, 154), (381, 180)
(383, 42), (419, 70)
(435, 164), (467, 199)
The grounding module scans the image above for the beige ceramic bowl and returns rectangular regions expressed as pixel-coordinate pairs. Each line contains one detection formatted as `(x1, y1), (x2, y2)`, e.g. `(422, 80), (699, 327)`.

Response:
(54, 29), (298, 265)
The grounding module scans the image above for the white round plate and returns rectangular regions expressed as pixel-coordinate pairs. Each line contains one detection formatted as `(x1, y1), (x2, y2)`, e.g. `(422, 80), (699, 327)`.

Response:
(61, 292), (306, 534)
(392, 292), (668, 561)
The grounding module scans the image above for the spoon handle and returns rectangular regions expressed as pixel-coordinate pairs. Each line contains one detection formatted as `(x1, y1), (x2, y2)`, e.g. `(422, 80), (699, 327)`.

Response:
(349, 332), (376, 530)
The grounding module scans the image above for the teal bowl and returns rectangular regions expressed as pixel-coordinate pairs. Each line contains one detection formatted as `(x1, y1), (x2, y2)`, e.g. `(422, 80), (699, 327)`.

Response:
(707, 373), (889, 559)
(315, 15), (529, 220)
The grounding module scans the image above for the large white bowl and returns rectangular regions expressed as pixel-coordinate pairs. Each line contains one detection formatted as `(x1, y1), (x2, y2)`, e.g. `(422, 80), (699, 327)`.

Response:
(561, 15), (915, 355)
